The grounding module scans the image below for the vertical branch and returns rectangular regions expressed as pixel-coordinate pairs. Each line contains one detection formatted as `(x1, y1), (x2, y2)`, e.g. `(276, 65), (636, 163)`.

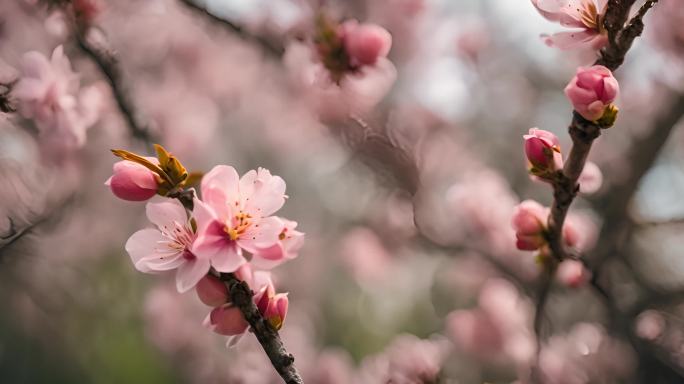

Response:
(74, 28), (156, 145)
(220, 273), (304, 384)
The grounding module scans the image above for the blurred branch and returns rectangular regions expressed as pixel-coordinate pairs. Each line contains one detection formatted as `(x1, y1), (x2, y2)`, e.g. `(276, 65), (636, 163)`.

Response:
(0, 194), (75, 259)
(74, 27), (156, 145)
(178, 0), (285, 58)
(0, 79), (17, 113)
(591, 90), (684, 272)
(634, 217), (684, 228)
(219, 273), (304, 384)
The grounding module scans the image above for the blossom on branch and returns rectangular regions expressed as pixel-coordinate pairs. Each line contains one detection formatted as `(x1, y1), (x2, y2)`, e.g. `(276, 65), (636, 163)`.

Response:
(106, 158), (160, 201)
(531, 0), (608, 50)
(512, 200), (549, 251)
(564, 65), (619, 122)
(125, 199), (206, 293)
(14, 45), (102, 150)
(192, 165), (289, 273)
(524, 128), (564, 180)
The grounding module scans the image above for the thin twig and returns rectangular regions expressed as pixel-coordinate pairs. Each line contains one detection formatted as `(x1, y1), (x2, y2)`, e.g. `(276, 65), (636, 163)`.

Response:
(74, 28), (156, 145)
(532, 0), (662, 378)
(177, 0), (285, 58)
(220, 273), (304, 384)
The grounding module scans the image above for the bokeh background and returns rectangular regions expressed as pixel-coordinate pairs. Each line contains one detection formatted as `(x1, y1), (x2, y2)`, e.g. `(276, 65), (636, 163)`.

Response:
(1, 0), (684, 383)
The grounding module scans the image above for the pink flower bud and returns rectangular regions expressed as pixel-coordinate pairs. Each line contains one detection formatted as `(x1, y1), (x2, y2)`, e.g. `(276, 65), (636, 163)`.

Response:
(343, 21), (392, 66)
(106, 160), (159, 201)
(195, 275), (229, 307)
(73, 0), (103, 24)
(564, 65), (619, 121)
(205, 304), (249, 336)
(524, 128), (563, 173)
(512, 200), (548, 251)
(263, 293), (289, 330)
(556, 260), (589, 288)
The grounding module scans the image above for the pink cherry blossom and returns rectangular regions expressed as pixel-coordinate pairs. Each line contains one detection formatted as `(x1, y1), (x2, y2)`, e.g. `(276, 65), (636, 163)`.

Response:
(531, 0), (609, 50)
(250, 217), (305, 270)
(524, 128), (564, 174)
(13, 45), (102, 149)
(125, 199), (208, 293)
(446, 279), (534, 365)
(192, 165), (287, 273)
(195, 274), (229, 307)
(342, 21), (393, 67)
(578, 161), (603, 194)
(105, 159), (159, 201)
(512, 200), (549, 251)
(556, 259), (590, 288)
(564, 65), (619, 121)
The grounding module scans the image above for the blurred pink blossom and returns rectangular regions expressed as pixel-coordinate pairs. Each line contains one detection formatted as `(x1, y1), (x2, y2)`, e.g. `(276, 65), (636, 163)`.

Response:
(126, 199), (205, 292)
(14, 45), (102, 150)
(635, 310), (665, 341)
(446, 278), (534, 366)
(339, 227), (393, 285)
(556, 259), (590, 288)
(578, 161), (603, 194)
(564, 65), (619, 121)
(342, 21), (393, 67)
(358, 334), (451, 384)
(539, 323), (635, 383)
(284, 41), (397, 119)
(105, 159), (159, 201)
(512, 200), (548, 251)
(193, 165), (287, 273)
(531, 0), (608, 50)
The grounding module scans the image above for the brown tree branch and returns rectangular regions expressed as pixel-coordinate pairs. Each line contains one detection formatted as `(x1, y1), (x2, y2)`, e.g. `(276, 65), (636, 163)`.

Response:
(219, 273), (304, 384)
(74, 28), (156, 145)
(531, 1), (662, 379)
(177, 0), (285, 58)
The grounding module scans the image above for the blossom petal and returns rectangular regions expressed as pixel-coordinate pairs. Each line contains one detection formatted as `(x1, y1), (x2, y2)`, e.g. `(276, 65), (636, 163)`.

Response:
(237, 216), (283, 253)
(201, 165), (241, 208)
(146, 199), (188, 230)
(541, 30), (597, 50)
(176, 258), (211, 293)
(125, 228), (169, 272)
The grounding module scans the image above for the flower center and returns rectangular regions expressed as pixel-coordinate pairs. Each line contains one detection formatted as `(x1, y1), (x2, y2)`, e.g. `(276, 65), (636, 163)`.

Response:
(225, 212), (252, 241)
(579, 0), (604, 33)
(163, 221), (195, 250)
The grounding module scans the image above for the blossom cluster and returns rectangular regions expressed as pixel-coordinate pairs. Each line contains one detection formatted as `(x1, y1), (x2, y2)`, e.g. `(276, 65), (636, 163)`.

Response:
(512, 63), (618, 284)
(107, 145), (304, 343)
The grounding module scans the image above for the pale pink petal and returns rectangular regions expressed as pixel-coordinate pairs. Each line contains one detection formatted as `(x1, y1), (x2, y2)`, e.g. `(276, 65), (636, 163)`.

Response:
(145, 199), (188, 230)
(192, 219), (233, 260)
(250, 244), (286, 270)
(578, 161), (603, 194)
(241, 168), (287, 218)
(125, 228), (172, 272)
(175, 258), (211, 293)
(237, 216), (283, 252)
(542, 30), (597, 50)
(210, 244), (247, 273)
(201, 165), (241, 208)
